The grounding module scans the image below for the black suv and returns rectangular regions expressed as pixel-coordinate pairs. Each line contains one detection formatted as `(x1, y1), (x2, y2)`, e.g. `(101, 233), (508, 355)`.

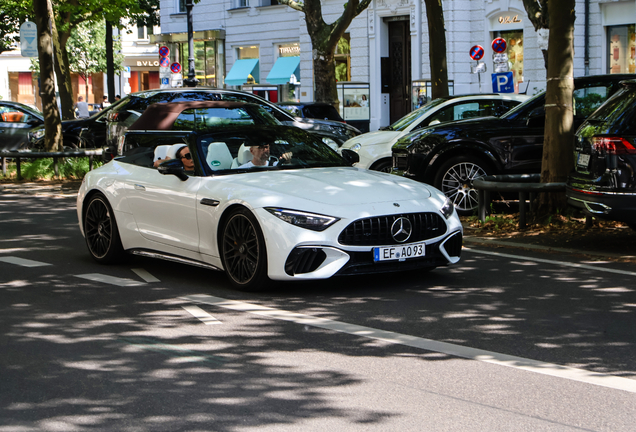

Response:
(392, 74), (634, 215)
(103, 88), (360, 160)
(566, 79), (636, 229)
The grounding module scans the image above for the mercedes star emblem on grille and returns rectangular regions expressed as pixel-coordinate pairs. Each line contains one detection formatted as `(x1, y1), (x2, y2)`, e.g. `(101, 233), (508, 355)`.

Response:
(390, 217), (412, 243)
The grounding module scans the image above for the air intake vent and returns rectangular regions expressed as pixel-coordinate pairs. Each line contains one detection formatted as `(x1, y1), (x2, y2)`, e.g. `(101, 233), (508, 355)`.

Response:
(285, 248), (327, 275)
(338, 212), (446, 246)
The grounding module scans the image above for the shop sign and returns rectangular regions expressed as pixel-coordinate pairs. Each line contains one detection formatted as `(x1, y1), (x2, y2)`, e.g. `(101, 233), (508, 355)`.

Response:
(137, 60), (161, 67)
(498, 15), (522, 24)
(279, 45), (300, 56)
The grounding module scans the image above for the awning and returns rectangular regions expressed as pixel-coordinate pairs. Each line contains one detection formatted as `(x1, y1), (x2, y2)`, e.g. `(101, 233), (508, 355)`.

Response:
(266, 56), (300, 85)
(225, 59), (259, 86)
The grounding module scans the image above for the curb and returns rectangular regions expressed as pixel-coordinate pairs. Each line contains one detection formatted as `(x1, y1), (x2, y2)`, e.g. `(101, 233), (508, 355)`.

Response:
(463, 235), (636, 261)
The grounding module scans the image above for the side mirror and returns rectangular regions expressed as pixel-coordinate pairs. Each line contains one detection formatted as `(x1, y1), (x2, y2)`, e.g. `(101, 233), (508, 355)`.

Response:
(526, 107), (545, 127)
(27, 119), (42, 126)
(340, 148), (360, 165)
(158, 158), (189, 181)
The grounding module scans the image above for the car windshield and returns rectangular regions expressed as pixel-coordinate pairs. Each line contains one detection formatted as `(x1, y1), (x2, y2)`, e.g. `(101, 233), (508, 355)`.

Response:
(500, 91), (545, 120)
(388, 98), (448, 131)
(198, 125), (348, 174)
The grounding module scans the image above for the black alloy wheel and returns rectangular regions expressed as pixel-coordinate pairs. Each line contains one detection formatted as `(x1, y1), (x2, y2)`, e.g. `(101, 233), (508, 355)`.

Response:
(221, 208), (268, 291)
(435, 156), (490, 216)
(371, 159), (393, 173)
(84, 194), (124, 264)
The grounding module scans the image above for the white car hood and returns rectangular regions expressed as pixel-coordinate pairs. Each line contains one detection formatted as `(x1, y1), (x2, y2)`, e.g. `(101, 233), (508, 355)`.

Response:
(342, 130), (403, 148)
(220, 167), (432, 207)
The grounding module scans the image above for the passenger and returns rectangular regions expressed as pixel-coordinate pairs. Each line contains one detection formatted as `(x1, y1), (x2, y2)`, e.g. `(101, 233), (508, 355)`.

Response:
(239, 144), (292, 168)
(175, 145), (195, 173)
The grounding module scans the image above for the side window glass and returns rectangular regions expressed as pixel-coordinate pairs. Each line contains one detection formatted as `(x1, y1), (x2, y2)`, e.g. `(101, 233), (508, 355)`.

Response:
(455, 102), (481, 120)
(574, 86), (609, 118)
(0, 107), (28, 123)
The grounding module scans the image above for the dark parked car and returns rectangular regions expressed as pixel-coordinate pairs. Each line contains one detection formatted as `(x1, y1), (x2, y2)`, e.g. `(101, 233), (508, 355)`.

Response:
(392, 74), (634, 215)
(566, 79), (636, 230)
(102, 88), (361, 161)
(29, 98), (127, 150)
(276, 102), (344, 122)
(0, 101), (43, 151)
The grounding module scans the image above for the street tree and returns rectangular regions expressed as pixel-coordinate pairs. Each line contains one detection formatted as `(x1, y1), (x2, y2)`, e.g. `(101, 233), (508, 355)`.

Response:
(424, 0), (449, 99)
(537, 0), (575, 215)
(277, 0), (372, 106)
(66, 20), (124, 99)
(0, 1), (30, 55)
(522, 0), (549, 69)
(33, 0), (63, 152)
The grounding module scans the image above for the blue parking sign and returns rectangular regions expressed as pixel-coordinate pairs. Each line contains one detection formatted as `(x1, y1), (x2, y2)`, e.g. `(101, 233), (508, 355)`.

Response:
(161, 78), (170, 85)
(492, 72), (514, 93)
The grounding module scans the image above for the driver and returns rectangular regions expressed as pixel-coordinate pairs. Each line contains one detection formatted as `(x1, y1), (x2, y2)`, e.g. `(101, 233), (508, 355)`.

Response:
(239, 143), (292, 168)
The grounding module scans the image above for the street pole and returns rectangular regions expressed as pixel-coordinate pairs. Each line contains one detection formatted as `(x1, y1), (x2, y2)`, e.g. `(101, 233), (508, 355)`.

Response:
(183, 0), (198, 87)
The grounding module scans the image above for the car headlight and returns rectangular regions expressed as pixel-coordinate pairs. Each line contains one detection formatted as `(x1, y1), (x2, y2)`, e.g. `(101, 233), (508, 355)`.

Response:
(314, 123), (338, 133)
(322, 137), (339, 151)
(30, 127), (45, 141)
(349, 143), (362, 152)
(440, 197), (455, 219)
(265, 208), (340, 231)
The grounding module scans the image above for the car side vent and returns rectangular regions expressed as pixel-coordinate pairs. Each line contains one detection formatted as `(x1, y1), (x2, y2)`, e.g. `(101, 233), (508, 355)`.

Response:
(442, 232), (463, 258)
(285, 248), (327, 276)
(338, 212), (447, 246)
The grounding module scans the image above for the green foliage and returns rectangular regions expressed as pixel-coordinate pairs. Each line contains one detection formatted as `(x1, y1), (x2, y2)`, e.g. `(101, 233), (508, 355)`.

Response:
(0, 0), (32, 54)
(67, 20), (124, 79)
(1, 158), (101, 181)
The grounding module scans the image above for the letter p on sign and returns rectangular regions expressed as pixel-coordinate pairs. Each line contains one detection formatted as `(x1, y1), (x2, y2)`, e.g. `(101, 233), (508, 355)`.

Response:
(492, 72), (514, 93)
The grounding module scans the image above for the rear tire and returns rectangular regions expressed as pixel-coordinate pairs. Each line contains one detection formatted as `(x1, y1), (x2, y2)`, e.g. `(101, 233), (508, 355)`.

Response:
(220, 207), (269, 291)
(83, 194), (124, 264)
(434, 155), (491, 216)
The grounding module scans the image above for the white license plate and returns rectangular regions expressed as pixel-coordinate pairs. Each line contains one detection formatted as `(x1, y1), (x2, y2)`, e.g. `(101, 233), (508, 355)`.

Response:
(577, 153), (590, 168)
(373, 242), (426, 262)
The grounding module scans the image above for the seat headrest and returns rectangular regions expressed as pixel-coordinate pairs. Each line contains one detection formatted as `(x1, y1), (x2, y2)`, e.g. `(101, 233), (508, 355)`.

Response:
(206, 142), (233, 171)
(166, 143), (188, 160)
(237, 143), (253, 165)
(153, 145), (171, 162)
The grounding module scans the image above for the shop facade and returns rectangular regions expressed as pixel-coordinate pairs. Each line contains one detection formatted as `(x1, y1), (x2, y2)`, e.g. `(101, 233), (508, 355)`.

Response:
(157, 0), (636, 131)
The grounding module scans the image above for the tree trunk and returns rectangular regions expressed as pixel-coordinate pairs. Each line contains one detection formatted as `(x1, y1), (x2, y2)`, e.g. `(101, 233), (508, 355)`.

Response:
(536, 0), (575, 216)
(106, 21), (115, 103)
(33, 0), (62, 152)
(312, 49), (339, 106)
(52, 30), (75, 120)
(424, 0), (449, 99)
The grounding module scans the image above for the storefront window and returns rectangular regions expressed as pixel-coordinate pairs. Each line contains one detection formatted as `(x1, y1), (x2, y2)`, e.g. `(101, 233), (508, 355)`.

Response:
(608, 25), (636, 74)
(493, 30), (524, 92)
(237, 46), (259, 60)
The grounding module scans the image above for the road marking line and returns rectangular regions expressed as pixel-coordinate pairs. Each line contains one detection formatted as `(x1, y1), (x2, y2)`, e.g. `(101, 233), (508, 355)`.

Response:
(182, 294), (636, 394)
(465, 247), (636, 277)
(75, 273), (146, 287)
(182, 305), (222, 325)
(132, 268), (160, 283)
(0, 256), (51, 267)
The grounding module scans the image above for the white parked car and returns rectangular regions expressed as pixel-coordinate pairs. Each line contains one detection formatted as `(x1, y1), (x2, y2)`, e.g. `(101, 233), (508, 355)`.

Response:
(339, 93), (529, 172)
(77, 101), (463, 291)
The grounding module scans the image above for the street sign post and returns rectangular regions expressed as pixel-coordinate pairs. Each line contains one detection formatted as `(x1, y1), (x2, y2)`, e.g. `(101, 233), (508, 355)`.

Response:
(469, 45), (484, 61)
(19, 22), (38, 57)
(170, 62), (182, 74)
(469, 45), (486, 92)
(492, 72), (514, 93)
(159, 46), (170, 58)
(492, 37), (507, 53)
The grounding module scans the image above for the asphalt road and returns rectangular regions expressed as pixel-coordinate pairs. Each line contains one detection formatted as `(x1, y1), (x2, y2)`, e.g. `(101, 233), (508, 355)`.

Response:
(1, 191), (635, 431)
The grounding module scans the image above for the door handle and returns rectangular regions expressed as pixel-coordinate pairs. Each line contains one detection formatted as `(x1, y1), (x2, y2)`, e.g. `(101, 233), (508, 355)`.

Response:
(134, 184), (146, 191)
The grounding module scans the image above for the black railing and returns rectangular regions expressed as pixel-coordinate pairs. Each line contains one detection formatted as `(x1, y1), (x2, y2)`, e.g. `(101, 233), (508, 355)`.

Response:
(473, 174), (566, 229)
(0, 149), (103, 180)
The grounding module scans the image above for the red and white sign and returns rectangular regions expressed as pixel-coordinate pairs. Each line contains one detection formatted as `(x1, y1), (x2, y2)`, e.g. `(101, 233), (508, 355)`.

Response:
(170, 62), (182, 74)
(159, 46), (170, 57)
(469, 45), (485, 61)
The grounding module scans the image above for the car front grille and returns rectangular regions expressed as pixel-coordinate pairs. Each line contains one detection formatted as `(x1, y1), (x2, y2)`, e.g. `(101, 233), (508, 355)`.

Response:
(393, 153), (408, 170)
(338, 212), (447, 246)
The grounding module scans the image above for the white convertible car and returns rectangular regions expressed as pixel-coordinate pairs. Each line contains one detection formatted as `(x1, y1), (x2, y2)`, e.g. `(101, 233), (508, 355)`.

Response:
(78, 101), (463, 290)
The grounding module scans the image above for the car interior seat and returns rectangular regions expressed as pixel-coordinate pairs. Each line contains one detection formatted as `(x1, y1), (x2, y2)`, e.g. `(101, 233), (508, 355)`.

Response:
(206, 142), (234, 171)
(1, 112), (25, 122)
(166, 143), (188, 160)
(153, 145), (171, 163)
(231, 143), (253, 168)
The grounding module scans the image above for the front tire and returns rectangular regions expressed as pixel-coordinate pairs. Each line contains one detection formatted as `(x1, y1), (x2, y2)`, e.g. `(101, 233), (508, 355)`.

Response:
(371, 158), (393, 173)
(83, 194), (124, 264)
(434, 156), (491, 216)
(220, 208), (269, 291)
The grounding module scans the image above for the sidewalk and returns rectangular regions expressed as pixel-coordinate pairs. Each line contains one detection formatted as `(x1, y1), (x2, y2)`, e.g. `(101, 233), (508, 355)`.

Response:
(2, 179), (634, 262)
